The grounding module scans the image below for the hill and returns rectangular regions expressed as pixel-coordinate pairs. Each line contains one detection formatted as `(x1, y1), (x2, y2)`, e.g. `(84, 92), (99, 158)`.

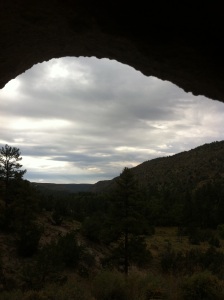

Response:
(91, 140), (224, 193)
(32, 182), (93, 194)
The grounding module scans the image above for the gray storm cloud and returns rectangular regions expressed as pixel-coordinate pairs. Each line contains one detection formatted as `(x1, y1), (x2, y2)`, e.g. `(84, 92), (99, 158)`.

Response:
(1, 57), (224, 183)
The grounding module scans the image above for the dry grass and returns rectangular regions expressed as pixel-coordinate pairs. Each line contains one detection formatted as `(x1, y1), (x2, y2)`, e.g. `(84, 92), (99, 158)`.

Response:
(148, 226), (224, 255)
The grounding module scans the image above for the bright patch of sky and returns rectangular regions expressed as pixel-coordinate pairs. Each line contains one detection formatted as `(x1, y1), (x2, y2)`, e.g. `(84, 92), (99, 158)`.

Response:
(1, 57), (224, 183)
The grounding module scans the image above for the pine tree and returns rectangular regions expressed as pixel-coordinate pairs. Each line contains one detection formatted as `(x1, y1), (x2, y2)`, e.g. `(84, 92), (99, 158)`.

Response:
(0, 144), (26, 207)
(111, 167), (151, 275)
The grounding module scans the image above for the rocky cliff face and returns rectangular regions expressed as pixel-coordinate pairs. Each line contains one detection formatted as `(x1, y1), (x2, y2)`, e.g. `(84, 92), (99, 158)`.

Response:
(0, 1), (224, 102)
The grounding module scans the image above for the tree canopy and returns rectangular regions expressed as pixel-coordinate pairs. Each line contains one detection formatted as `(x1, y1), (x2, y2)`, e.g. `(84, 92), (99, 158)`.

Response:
(0, 144), (26, 207)
(0, 144), (26, 183)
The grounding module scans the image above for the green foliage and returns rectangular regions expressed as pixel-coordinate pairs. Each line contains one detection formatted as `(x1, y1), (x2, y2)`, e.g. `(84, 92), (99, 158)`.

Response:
(181, 271), (224, 300)
(13, 180), (40, 229)
(82, 212), (120, 245)
(209, 236), (220, 248)
(160, 242), (184, 273)
(108, 167), (152, 274)
(125, 272), (166, 300)
(0, 290), (24, 300)
(188, 228), (214, 245)
(51, 210), (63, 226)
(56, 231), (83, 269)
(92, 270), (126, 300)
(128, 236), (152, 267)
(217, 224), (224, 239)
(82, 213), (108, 243)
(21, 243), (64, 290)
(0, 144), (26, 208)
(0, 180), (39, 232)
(102, 236), (152, 272)
(16, 222), (42, 257)
(0, 279), (92, 300)
(21, 231), (94, 289)
(160, 244), (224, 276)
(92, 270), (167, 300)
(0, 144), (26, 183)
(0, 205), (13, 231)
(42, 230), (94, 272)
(43, 280), (91, 300)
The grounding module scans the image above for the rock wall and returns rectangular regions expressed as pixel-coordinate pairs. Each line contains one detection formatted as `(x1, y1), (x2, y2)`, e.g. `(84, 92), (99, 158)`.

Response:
(0, 1), (224, 102)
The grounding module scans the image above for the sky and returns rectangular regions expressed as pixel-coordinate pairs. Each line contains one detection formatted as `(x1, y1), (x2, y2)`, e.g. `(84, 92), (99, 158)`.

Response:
(1, 57), (224, 184)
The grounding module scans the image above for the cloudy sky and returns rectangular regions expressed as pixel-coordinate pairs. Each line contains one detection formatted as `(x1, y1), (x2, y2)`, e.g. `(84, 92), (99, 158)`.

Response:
(1, 57), (224, 184)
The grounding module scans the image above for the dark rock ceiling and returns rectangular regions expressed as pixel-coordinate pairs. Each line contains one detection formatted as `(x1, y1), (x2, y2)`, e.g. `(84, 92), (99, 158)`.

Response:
(0, 1), (224, 102)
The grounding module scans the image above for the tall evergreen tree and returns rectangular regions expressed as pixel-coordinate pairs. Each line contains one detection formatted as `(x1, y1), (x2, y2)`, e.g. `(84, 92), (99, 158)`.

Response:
(0, 144), (26, 207)
(111, 167), (151, 275)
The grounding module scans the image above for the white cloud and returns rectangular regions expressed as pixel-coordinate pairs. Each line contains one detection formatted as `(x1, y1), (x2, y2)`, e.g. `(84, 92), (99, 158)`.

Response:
(0, 57), (224, 183)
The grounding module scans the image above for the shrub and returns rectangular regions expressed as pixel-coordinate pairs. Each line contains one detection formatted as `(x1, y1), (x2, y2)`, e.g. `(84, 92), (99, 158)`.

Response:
(217, 224), (224, 239)
(21, 231), (95, 289)
(23, 291), (47, 300)
(51, 210), (63, 226)
(43, 279), (91, 300)
(56, 231), (81, 268)
(16, 222), (42, 257)
(0, 280), (92, 300)
(203, 247), (224, 275)
(160, 243), (184, 273)
(92, 270), (126, 300)
(128, 236), (152, 268)
(103, 236), (152, 272)
(188, 227), (203, 245)
(82, 213), (119, 244)
(209, 236), (221, 248)
(0, 290), (23, 300)
(125, 271), (166, 300)
(21, 239), (66, 290)
(181, 271), (224, 300)
(184, 248), (204, 273)
(0, 206), (14, 231)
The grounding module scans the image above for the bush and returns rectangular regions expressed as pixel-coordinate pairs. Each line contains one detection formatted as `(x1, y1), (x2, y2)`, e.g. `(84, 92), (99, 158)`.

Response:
(21, 231), (95, 289)
(82, 213), (119, 245)
(0, 280), (92, 300)
(209, 236), (220, 248)
(0, 206), (14, 231)
(0, 290), (23, 300)
(16, 222), (42, 257)
(217, 224), (224, 239)
(103, 236), (152, 272)
(188, 228), (202, 245)
(21, 240), (66, 290)
(42, 279), (91, 300)
(92, 270), (167, 300)
(188, 228), (213, 245)
(203, 247), (224, 275)
(92, 270), (126, 300)
(82, 215), (103, 243)
(51, 210), (63, 226)
(181, 271), (224, 300)
(124, 271), (166, 300)
(23, 291), (47, 300)
(160, 243), (184, 273)
(56, 231), (82, 268)
(128, 236), (152, 267)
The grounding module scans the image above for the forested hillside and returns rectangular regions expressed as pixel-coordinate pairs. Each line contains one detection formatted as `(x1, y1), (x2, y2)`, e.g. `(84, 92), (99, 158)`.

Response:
(92, 140), (224, 194)
(2, 142), (224, 299)
(33, 183), (93, 194)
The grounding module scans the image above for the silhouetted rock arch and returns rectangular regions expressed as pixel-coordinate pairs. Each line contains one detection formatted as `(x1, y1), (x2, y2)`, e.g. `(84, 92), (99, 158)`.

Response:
(0, 1), (224, 102)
